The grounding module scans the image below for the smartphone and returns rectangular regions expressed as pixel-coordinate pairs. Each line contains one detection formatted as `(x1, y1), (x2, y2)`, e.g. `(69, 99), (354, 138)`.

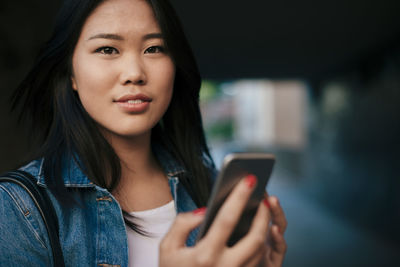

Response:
(196, 153), (275, 246)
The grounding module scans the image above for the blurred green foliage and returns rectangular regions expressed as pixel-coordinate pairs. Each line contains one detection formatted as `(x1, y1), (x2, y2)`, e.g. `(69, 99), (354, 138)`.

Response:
(205, 119), (234, 141)
(199, 80), (220, 102)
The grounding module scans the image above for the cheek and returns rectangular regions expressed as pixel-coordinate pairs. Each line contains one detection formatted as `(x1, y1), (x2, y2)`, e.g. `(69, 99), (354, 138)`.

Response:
(149, 59), (175, 102)
(72, 57), (113, 100)
(160, 61), (175, 93)
(72, 65), (114, 124)
(161, 66), (175, 109)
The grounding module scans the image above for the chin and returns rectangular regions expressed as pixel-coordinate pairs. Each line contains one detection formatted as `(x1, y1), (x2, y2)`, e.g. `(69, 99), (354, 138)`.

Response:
(117, 129), (152, 139)
(98, 124), (153, 141)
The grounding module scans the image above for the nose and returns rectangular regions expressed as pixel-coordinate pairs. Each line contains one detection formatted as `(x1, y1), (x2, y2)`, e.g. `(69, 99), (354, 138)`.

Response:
(120, 55), (147, 86)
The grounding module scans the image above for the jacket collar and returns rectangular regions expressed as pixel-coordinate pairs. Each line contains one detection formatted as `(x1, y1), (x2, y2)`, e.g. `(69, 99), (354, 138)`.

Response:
(36, 157), (93, 187)
(35, 144), (186, 188)
(152, 143), (186, 177)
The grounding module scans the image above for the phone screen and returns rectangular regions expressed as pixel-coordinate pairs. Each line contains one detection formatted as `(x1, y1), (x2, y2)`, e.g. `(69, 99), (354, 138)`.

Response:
(196, 153), (275, 246)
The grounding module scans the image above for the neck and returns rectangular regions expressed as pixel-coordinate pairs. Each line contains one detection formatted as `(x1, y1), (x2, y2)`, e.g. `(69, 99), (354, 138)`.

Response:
(108, 132), (160, 179)
(107, 132), (173, 211)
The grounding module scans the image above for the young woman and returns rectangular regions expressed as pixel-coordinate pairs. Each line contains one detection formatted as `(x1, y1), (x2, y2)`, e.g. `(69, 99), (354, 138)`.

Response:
(0, 0), (287, 266)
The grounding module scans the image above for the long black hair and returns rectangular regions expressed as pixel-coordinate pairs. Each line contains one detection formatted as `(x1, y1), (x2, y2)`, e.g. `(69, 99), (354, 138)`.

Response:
(12, 0), (214, 232)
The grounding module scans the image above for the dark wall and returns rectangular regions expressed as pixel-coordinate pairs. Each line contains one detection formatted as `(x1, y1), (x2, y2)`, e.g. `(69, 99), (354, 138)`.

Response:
(0, 1), (60, 172)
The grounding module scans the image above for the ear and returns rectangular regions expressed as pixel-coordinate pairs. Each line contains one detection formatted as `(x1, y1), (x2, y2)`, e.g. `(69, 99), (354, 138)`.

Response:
(71, 75), (78, 91)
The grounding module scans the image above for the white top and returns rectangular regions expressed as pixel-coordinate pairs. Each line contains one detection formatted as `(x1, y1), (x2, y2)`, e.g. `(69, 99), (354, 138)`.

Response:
(127, 201), (176, 267)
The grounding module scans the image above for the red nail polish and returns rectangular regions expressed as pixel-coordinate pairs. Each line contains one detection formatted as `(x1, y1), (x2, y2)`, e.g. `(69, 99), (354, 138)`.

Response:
(245, 174), (257, 188)
(263, 198), (271, 209)
(277, 226), (281, 234)
(193, 207), (206, 215)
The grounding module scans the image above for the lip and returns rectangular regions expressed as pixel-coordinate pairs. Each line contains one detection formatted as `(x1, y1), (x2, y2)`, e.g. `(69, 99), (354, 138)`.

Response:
(115, 94), (152, 103)
(114, 94), (152, 113)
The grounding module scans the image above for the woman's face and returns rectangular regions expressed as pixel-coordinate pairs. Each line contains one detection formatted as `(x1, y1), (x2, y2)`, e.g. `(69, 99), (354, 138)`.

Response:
(71, 0), (175, 140)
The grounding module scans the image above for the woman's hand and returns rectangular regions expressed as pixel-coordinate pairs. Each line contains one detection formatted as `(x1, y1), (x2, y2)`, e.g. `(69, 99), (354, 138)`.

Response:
(160, 175), (286, 267)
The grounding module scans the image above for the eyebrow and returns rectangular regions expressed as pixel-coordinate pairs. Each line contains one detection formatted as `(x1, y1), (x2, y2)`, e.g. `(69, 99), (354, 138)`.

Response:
(87, 33), (123, 41)
(87, 32), (163, 41)
(143, 32), (163, 40)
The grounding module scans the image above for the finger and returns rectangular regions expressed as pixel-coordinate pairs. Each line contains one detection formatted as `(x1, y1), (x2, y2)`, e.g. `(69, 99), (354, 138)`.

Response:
(204, 174), (257, 246)
(226, 200), (270, 265)
(270, 224), (287, 253)
(268, 224), (287, 263)
(268, 196), (287, 234)
(161, 208), (206, 250)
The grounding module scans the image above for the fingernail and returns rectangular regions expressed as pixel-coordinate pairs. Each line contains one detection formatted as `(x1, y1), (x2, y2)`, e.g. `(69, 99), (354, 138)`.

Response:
(193, 207), (206, 215)
(245, 174), (257, 188)
(263, 198), (271, 209)
(277, 226), (281, 234)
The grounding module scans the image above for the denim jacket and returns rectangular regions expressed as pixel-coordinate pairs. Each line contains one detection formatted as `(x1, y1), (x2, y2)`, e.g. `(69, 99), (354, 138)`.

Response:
(0, 146), (200, 267)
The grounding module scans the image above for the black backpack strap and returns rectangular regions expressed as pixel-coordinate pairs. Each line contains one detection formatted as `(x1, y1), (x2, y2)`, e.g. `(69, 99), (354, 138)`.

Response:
(0, 170), (65, 267)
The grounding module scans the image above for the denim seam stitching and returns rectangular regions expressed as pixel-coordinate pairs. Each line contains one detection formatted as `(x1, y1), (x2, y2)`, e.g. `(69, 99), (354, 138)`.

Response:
(0, 184), (48, 249)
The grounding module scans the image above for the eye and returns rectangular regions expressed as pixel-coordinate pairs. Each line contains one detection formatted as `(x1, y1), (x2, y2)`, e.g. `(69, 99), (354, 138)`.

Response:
(144, 46), (165, 54)
(95, 46), (119, 55)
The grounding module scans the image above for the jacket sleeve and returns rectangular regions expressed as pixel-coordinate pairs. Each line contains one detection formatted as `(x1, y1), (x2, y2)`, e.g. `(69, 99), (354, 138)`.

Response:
(0, 182), (52, 266)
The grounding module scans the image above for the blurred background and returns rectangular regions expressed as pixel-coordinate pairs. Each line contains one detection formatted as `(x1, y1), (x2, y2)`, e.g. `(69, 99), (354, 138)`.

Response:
(1, 0), (400, 266)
